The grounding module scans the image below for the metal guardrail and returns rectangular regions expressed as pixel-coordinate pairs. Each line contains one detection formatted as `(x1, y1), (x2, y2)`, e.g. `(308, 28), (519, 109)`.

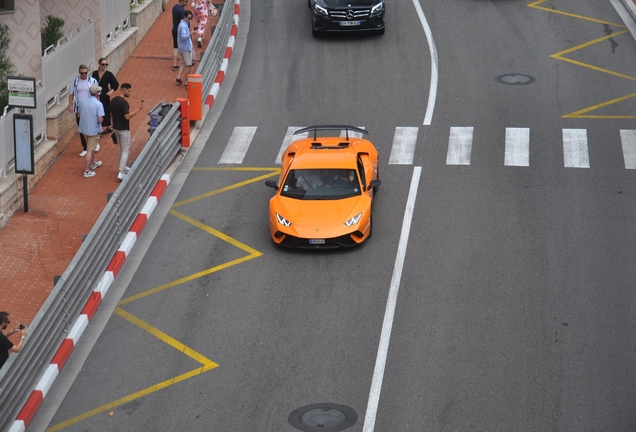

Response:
(0, 102), (182, 430)
(195, 0), (236, 110)
(0, 2), (237, 428)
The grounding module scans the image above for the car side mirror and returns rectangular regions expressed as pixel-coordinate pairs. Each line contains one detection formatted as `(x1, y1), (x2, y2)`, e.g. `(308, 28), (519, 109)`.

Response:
(265, 179), (278, 190)
(369, 179), (381, 189)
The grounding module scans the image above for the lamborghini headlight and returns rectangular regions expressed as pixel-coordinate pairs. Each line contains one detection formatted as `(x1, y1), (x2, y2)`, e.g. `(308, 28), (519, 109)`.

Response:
(344, 212), (362, 227)
(276, 213), (292, 227)
(314, 4), (328, 16)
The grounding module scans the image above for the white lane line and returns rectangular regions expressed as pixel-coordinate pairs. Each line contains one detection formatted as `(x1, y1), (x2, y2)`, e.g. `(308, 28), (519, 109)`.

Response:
(562, 128), (590, 168)
(276, 127), (308, 164)
(389, 127), (419, 165)
(363, 166), (421, 432)
(446, 126), (473, 165)
(620, 130), (636, 169)
(504, 127), (530, 167)
(411, 0), (438, 125)
(218, 126), (257, 164)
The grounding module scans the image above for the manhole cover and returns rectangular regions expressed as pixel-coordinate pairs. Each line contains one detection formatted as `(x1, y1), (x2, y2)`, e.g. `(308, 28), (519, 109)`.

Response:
(289, 403), (358, 431)
(495, 73), (536, 85)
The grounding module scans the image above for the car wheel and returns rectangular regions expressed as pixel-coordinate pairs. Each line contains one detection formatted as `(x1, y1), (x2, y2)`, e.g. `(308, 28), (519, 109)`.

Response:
(308, 0), (311, 8)
(377, 28), (385, 36)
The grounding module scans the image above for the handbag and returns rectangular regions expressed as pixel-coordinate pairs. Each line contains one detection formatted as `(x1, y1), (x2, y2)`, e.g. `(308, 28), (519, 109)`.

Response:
(111, 132), (118, 144)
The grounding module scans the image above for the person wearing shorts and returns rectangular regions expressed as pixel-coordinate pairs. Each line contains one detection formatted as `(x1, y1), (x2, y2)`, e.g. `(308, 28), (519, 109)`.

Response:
(176, 10), (197, 88)
(78, 85), (104, 178)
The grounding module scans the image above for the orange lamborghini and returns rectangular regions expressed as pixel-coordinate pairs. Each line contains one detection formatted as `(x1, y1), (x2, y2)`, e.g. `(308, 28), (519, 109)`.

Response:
(265, 125), (381, 248)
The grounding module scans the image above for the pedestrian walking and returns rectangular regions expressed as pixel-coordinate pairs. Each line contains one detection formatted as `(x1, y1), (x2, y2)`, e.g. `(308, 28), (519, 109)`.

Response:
(68, 64), (99, 157)
(172, 0), (188, 71)
(176, 10), (197, 88)
(0, 312), (28, 370)
(78, 85), (104, 178)
(91, 58), (119, 134)
(192, 0), (214, 48)
(110, 83), (144, 180)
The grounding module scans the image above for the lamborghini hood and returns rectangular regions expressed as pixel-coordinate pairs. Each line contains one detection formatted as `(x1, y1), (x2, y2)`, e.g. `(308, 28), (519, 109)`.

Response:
(276, 196), (365, 228)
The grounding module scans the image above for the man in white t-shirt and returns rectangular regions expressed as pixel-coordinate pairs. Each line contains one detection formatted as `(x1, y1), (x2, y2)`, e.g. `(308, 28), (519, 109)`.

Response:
(68, 64), (99, 157)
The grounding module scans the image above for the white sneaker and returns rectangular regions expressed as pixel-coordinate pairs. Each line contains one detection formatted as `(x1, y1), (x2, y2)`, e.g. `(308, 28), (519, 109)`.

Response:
(117, 171), (126, 180)
(90, 161), (102, 170)
(84, 170), (95, 178)
(95, 144), (100, 152)
(79, 150), (87, 157)
(124, 166), (131, 172)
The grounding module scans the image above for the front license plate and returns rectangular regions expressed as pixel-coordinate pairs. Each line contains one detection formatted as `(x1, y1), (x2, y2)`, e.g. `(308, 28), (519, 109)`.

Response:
(309, 239), (326, 245)
(339, 21), (361, 26)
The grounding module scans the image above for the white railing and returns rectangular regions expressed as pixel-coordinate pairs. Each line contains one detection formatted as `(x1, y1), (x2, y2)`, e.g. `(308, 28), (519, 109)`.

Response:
(0, 81), (47, 178)
(42, 19), (95, 108)
(101, 0), (131, 47)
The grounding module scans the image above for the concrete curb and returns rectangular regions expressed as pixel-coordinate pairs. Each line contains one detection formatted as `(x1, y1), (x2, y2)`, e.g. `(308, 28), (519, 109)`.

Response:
(620, 0), (636, 21)
(6, 2), (241, 430)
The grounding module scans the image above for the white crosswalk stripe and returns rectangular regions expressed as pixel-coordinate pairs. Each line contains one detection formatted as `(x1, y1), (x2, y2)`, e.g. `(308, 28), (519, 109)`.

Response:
(218, 126), (257, 164)
(562, 129), (590, 168)
(620, 130), (636, 169)
(504, 127), (530, 167)
(446, 127), (473, 165)
(220, 126), (636, 170)
(276, 127), (308, 165)
(389, 127), (419, 165)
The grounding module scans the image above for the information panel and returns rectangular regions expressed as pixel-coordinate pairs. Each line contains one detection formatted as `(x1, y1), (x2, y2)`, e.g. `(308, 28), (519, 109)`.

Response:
(13, 114), (34, 174)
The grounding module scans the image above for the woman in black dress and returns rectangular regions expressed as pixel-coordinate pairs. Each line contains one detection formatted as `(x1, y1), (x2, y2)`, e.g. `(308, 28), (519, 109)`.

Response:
(92, 57), (119, 133)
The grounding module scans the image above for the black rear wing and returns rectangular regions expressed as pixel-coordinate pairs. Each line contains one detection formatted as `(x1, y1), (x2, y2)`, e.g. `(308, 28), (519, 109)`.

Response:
(293, 125), (368, 141)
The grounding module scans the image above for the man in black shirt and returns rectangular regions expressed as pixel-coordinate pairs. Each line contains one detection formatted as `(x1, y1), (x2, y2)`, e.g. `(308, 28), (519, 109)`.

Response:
(0, 311), (28, 369)
(172, 0), (188, 70)
(111, 83), (144, 180)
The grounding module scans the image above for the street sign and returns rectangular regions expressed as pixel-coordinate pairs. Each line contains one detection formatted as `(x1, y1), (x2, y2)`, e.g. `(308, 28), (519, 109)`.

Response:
(8, 76), (37, 109)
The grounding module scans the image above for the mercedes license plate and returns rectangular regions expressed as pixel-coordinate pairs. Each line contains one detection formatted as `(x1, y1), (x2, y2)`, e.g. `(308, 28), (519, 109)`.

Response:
(340, 21), (361, 26)
(309, 239), (326, 245)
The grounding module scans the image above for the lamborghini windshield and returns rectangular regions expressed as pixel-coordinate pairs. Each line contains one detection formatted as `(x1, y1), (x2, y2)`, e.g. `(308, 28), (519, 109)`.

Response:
(281, 169), (362, 200)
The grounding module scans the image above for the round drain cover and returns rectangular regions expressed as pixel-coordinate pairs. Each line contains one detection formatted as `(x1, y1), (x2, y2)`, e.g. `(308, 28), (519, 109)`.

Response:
(289, 403), (358, 431)
(495, 73), (536, 85)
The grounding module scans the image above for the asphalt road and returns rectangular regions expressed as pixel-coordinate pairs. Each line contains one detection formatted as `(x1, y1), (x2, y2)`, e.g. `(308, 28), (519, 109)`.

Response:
(32, 0), (636, 431)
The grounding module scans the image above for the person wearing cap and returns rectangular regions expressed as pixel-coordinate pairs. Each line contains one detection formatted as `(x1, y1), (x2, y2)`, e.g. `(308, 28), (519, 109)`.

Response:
(78, 85), (105, 178)
(0, 311), (28, 370)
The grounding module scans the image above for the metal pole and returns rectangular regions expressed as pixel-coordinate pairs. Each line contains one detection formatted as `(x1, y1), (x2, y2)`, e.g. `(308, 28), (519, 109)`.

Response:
(23, 174), (28, 212)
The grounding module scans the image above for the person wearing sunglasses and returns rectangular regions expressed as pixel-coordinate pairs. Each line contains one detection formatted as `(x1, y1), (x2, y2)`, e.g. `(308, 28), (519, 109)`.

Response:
(69, 64), (99, 157)
(92, 58), (119, 134)
(0, 311), (28, 370)
(176, 10), (198, 89)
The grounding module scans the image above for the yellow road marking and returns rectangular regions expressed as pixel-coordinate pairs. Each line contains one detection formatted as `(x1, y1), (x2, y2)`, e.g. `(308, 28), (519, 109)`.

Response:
(551, 30), (635, 81)
(527, 0), (625, 27)
(47, 309), (218, 431)
(563, 91), (636, 118)
(46, 365), (216, 431)
(118, 209), (262, 305)
(114, 308), (219, 367)
(52, 169), (272, 429)
(527, 0), (635, 118)
(173, 168), (279, 208)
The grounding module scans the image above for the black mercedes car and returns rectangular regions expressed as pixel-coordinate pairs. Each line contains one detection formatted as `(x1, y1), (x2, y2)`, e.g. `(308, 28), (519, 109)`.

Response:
(309, 0), (385, 37)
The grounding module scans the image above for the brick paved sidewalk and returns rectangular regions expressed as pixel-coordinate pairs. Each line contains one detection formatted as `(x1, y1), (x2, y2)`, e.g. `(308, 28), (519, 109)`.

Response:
(0, 0), (223, 346)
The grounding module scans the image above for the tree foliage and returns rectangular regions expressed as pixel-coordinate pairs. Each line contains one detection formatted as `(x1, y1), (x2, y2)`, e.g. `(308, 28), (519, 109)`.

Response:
(41, 15), (65, 55)
(0, 23), (15, 111)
